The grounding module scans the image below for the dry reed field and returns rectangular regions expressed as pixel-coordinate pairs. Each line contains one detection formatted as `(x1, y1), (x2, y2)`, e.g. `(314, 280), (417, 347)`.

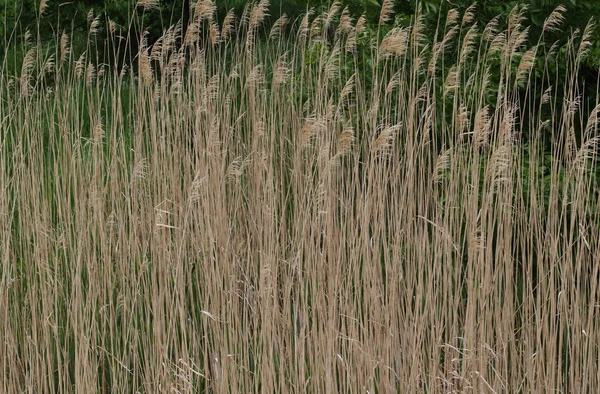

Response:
(2, 0), (600, 392)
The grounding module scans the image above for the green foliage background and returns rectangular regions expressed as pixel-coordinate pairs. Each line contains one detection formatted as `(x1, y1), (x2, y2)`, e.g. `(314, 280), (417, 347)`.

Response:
(2, 1), (599, 57)
(1, 0), (599, 149)
(3, 0), (599, 79)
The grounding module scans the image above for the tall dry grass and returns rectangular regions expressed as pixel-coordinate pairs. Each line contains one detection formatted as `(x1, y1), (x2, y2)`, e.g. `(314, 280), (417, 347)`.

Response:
(1, 1), (600, 392)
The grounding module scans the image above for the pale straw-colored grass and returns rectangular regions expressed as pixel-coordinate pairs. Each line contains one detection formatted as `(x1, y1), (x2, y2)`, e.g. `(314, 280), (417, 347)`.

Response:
(1, 2), (599, 393)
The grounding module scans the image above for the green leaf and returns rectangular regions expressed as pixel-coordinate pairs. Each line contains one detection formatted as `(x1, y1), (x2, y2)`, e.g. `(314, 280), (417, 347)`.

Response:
(363, 0), (381, 9)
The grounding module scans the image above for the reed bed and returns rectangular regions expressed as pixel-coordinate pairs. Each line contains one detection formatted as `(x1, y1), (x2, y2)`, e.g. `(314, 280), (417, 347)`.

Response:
(1, 1), (600, 392)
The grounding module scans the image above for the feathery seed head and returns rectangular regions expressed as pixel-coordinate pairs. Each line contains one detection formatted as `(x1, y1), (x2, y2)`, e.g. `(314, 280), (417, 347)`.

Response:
(380, 27), (410, 58)
(446, 9), (459, 27)
(325, 2), (341, 34)
(459, 24), (479, 65)
(222, 10), (236, 41)
(434, 148), (452, 184)
(487, 146), (512, 190)
(39, 0), (49, 17)
(195, 0), (215, 22)
(346, 30), (357, 53)
(226, 157), (245, 184)
(577, 20), (595, 63)
(462, 4), (476, 27)
(543, 5), (566, 33)
(209, 21), (221, 46)
(516, 47), (536, 85)
(86, 8), (95, 24)
(372, 124), (400, 156)
(20, 48), (36, 96)
(269, 14), (288, 40)
(273, 55), (290, 88)
(444, 67), (459, 92)
(379, 0), (395, 26)
(338, 7), (353, 34)
(75, 51), (87, 79)
(299, 10), (313, 45)
(108, 19), (118, 35)
(139, 51), (153, 87)
(573, 137), (600, 173)
(184, 21), (201, 46)
(310, 15), (323, 42)
(356, 15), (366, 34)
(60, 32), (70, 65)
(246, 64), (264, 89)
(24, 30), (32, 46)
(337, 123), (355, 156)
(250, 0), (270, 30)
(300, 117), (326, 147)
(137, 0), (160, 11)
(541, 86), (553, 105)
(89, 15), (101, 36)
(474, 106), (492, 149)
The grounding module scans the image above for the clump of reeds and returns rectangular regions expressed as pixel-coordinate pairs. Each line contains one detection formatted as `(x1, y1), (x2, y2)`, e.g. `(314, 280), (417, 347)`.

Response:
(1, 1), (599, 393)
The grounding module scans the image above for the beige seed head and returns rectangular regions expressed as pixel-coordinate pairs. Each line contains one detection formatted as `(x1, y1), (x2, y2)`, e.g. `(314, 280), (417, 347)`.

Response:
(195, 0), (215, 22)
(137, 0), (160, 10)
(379, 0), (395, 26)
(543, 5), (566, 33)
(39, 0), (49, 17)
(337, 123), (355, 156)
(356, 15), (366, 34)
(222, 10), (236, 41)
(60, 32), (70, 65)
(270, 14), (288, 40)
(380, 27), (409, 58)
(250, 0), (270, 30)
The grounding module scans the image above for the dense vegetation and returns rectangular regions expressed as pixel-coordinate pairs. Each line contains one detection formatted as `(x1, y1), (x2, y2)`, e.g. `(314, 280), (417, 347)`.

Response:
(1, 0), (600, 392)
